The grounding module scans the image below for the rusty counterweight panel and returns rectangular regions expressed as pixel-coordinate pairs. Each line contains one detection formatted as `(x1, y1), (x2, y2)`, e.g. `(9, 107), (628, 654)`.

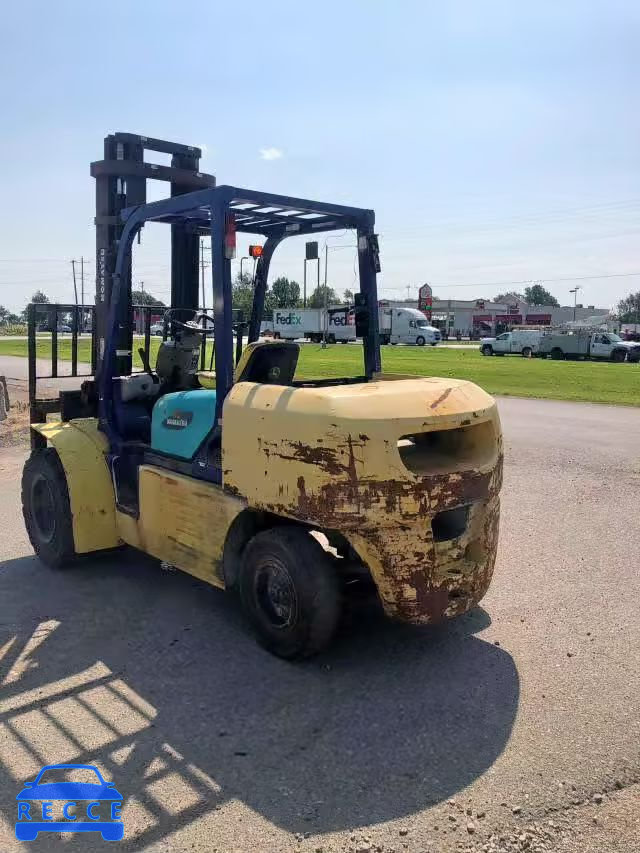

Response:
(222, 376), (503, 624)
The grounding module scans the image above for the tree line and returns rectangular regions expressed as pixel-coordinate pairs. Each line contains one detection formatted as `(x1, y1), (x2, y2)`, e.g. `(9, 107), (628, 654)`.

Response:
(2, 284), (640, 327)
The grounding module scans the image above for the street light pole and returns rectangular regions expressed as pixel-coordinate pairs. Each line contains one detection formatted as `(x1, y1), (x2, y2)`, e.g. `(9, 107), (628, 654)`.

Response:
(569, 286), (582, 322)
(303, 259), (307, 309)
(240, 256), (250, 281)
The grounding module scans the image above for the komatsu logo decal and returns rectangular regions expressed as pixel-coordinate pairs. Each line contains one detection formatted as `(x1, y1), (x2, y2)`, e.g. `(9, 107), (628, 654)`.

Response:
(163, 410), (193, 430)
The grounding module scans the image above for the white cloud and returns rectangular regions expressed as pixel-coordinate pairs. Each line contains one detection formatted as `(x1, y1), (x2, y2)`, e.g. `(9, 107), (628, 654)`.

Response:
(259, 147), (283, 161)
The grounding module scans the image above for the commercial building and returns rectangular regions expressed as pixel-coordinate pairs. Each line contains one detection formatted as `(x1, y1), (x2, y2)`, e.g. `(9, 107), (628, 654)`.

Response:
(385, 294), (610, 338)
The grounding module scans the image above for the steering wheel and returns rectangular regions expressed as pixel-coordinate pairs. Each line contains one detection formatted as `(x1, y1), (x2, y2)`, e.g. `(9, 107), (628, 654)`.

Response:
(163, 309), (216, 336)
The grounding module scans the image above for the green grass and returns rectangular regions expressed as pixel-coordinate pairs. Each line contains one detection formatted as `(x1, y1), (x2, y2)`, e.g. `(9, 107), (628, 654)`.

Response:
(1, 337), (638, 406)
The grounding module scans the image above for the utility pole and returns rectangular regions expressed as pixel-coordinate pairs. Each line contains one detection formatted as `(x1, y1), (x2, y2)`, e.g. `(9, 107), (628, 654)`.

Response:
(80, 256), (85, 331)
(322, 244), (329, 348)
(200, 238), (206, 312)
(71, 259), (78, 306)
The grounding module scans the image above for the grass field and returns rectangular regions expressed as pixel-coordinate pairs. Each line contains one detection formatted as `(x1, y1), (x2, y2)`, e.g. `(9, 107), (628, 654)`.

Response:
(1, 337), (638, 406)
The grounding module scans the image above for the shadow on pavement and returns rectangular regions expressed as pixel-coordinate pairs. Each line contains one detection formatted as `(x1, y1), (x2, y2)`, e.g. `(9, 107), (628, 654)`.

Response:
(0, 551), (519, 849)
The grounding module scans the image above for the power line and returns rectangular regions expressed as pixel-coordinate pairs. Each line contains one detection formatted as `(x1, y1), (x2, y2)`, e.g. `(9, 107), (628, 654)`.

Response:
(381, 272), (640, 292)
(0, 258), (95, 263)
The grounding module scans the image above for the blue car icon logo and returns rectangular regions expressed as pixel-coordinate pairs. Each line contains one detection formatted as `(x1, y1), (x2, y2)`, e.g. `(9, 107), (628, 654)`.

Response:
(15, 763), (123, 841)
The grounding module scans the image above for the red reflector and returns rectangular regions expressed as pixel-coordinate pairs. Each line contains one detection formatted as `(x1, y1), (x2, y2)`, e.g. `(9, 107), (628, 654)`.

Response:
(249, 244), (263, 259)
(224, 214), (236, 260)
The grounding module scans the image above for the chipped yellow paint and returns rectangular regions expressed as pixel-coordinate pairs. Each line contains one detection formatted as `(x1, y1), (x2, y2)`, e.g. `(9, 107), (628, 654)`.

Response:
(122, 466), (245, 587)
(30, 419), (120, 554)
(222, 375), (503, 623)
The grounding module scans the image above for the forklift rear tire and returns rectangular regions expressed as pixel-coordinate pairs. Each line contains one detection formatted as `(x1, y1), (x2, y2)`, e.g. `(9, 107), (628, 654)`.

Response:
(239, 526), (341, 660)
(21, 448), (75, 569)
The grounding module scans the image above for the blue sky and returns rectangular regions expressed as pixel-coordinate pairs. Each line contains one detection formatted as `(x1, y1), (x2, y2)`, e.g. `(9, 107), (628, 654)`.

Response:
(0, 1), (638, 312)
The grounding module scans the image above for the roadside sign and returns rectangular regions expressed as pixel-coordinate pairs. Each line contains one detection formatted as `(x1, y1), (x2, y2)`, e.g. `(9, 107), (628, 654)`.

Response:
(418, 283), (433, 320)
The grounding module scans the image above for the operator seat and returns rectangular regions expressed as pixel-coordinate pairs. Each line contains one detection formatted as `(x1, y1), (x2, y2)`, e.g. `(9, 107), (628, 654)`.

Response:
(235, 341), (299, 385)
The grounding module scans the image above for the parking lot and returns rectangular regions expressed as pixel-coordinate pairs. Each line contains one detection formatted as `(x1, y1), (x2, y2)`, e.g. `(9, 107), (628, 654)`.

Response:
(0, 397), (639, 852)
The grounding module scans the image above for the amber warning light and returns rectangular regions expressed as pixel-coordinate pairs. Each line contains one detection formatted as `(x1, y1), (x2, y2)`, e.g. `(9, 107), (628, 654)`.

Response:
(249, 244), (263, 259)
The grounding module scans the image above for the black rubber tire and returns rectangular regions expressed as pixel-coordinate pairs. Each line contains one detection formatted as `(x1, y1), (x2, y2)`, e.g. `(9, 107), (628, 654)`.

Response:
(611, 349), (626, 363)
(21, 448), (75, 568)
(551, 348), (564, 360)
(239, 526), (341, 660)
(522, 347), (532, 358)
(416, 336), (426, 346)
(481, 345), (493, 356)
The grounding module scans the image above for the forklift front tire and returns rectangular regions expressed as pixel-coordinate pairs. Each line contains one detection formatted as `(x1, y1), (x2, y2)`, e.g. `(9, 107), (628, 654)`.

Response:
(239, 526), (341, 660)
(21, 448), (75, 569)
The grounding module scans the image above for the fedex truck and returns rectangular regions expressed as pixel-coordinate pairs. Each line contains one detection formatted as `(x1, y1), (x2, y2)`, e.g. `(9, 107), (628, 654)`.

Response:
(273, 308), (355, 343)
(273, 306), (441, 346)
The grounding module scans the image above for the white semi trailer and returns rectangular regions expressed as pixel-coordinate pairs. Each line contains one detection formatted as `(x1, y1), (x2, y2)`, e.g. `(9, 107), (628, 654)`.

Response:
(273, 306), (441, 346)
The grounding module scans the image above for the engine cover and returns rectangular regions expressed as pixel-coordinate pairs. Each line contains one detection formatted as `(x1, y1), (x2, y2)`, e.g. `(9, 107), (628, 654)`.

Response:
(151, 390), (217, 460)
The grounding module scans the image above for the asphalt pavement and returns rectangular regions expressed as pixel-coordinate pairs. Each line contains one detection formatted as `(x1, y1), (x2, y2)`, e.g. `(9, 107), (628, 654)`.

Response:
(0, 397), (638, 852)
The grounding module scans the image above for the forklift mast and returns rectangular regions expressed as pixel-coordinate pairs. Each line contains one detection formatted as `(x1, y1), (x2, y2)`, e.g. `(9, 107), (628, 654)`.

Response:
(90, 133), (215, 377)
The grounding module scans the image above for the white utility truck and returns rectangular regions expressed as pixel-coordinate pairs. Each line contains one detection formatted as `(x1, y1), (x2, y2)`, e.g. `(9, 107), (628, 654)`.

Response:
(480, 329), (545, 357)
(538, 330), (640, 362)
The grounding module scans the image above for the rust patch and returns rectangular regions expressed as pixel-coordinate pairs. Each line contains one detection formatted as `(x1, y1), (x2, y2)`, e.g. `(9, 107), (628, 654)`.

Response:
(267, 437), (371, 479)
(288, 442), (346, 476)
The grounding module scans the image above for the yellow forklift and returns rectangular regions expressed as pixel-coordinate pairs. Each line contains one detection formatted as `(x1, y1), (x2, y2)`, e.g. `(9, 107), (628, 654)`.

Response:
(22, 133), (503, 659)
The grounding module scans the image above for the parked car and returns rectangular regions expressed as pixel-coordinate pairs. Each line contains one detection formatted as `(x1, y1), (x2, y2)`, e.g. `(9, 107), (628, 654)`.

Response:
(150, 322), (164, 336)
(538, 331), (640, 362)
(56, 323), (71, 333)
(480, 329), (545, 357)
